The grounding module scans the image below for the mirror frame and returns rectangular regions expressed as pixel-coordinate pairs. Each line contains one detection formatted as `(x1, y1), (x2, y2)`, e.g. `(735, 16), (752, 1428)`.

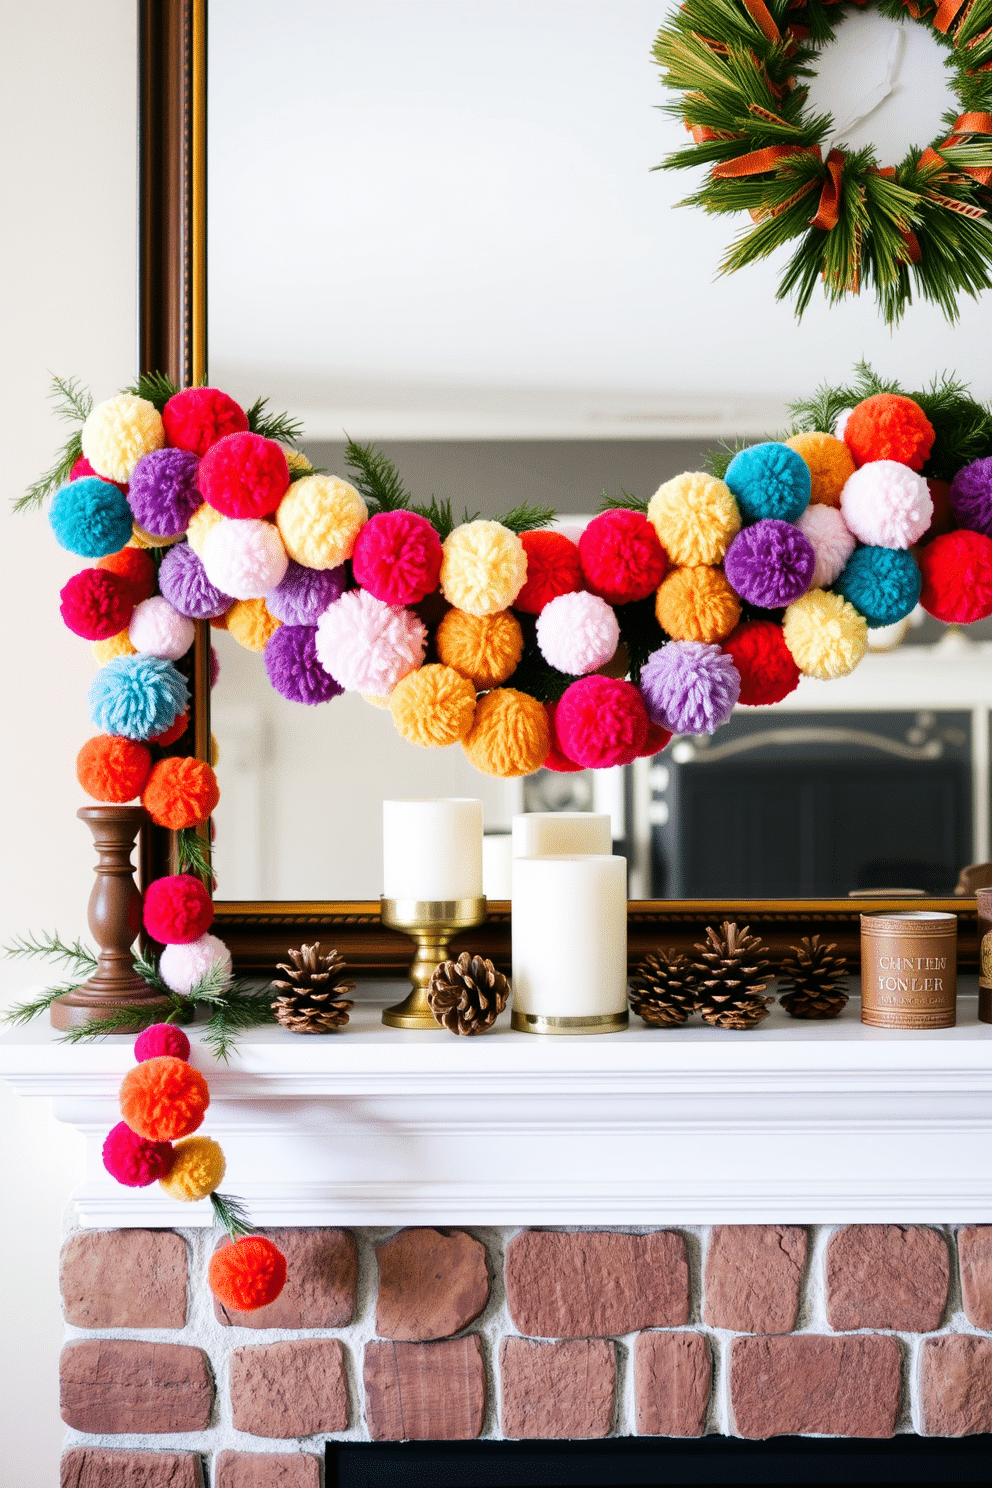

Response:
(139, 0), (978, 974)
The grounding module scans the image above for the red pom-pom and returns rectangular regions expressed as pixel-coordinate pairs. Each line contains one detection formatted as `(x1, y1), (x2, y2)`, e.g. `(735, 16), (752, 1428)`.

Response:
(163, 387), (249, 456)
(72, 454), (128, 496)
(918, 530), (992, 623)
(102, 1120), (174, 1187)
(143, 874), (214, 945)
(149, 710), (190, 746)
(638, 721), (673, 758)
(555, 676), (649, 768)
(119, 1055), (209, 1141)
(514, 531), (584, 614)
(352, 509), (443, 605)
(843, 394), (935, 472)
(142, 757), (220, 829)
(542, 700), (584, 773)
(77, 735), (153, 802)
(208, 1236), (288, 1312)
(97, 545), (159, 605)
(918, 478), (956, 546)
(60, 568), (134, 640)
(134, 1023), (192, 1062)
(578, 510), (668, 605)
(197, 432), (289, 518)
(722, 619), (801, 707)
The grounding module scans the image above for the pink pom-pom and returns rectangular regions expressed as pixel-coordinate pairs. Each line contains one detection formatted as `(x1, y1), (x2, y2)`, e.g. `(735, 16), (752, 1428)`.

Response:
(578, 509), (668, 605)
(143, 874), (214, 945)
(795, 505), (856, 589)
(352, 510), (443, 605)
(133, 1023), (192, 1062)
(129, 596), (196, 660)
(163, 387), (249, 456)
(315, 589), (427, 695)
(536, 591), (620, 675)
(60, 569), (134, 641)
(159, 933), (232, 995)
(555, 676), (649, 768)
(840, 461), (933, 550)
(197, 432), (290, 518)
(102, 1120), (174, 1187)
(201, 517), (289, 600)
(542, 700), (584, 773)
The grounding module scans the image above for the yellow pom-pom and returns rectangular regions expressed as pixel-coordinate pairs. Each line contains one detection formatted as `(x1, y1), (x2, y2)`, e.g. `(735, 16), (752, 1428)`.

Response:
(435, 608), (524, 688)
(440, 521), (528, 618)
(783, 589), (867, 679)
(186, 503), (225, 558)
(276, 474), (367, 569)
(363, 692), (392, 709)
(655, 565), (740, 644)
(158, 1135), (226, 1202)
(226, 598), (282, 651)
(391, 664), (477, 747)
(785, 432), (856, 509)
(81, 393), (165, 484)
(647, 472), (741, 566)
(462, 688), (550, 777)
(93, 630), (138, 665)
(133, 522), (183, 549)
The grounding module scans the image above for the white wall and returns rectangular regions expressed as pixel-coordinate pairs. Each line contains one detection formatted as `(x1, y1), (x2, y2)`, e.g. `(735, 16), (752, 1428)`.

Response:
(0, 2), (137, 1481)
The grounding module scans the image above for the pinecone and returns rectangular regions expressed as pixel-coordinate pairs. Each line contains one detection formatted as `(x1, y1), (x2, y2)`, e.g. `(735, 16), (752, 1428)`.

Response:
(629, 949), (699, 1026)
(271, 943), (355, 1033)
(779, 935), (849, 1019)
(693, 921), (773, 1030)
(427, 952), (510, 1035)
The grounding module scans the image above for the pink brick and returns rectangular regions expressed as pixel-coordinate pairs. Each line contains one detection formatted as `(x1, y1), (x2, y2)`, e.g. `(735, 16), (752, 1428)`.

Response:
(731, 1334), (901, 1438)
(500, 1337), (615, 1439)
(61, 1230), (187, 1329)
(60, 1341), (213, 1435)
(635, 1331), (711, 1437)
(214, 1452), (320, 1487)
(61, 1450), (204, 1487)
(214, 1228), (357, 1329)
(364, 1336), (485, 1441)
(825, 1224), (948, 1332)
(703, 1226), (806, 1334)
(375, 1228), (489, 1340)
(229, 1339), (347, 1438)
(920, 1335), (992, 1437)
(958, 1226), (992, 1329)
(505, 1229), (689, 1338)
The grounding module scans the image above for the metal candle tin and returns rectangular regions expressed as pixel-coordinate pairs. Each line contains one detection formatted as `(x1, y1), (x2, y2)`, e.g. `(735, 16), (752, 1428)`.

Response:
(860, 911), (957, 1030)
(975, 888), (992, 1025)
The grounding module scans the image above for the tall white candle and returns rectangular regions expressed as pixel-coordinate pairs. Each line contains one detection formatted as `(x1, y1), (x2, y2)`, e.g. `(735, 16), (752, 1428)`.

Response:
(382, 799), (483, 901)
(482, 834), (514, 899)
(512, 855), (627, 1021)
(511, 812), (612, 859)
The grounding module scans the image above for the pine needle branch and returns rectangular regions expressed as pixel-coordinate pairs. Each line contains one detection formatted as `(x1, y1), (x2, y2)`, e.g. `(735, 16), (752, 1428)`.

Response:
(3, 930), (98, 975)
(211, 1191), (255, 1239)
(496, 503), (556, 534)
(201, 989), (278, 1064)
(598, 488), (648, 513)
(50, 374), (93, 425)
(122, 371), (180, 410)
(15, 429), (83, 513)
(344, 438), (411, 514)
(132, 951), (172, 995)
(57, 1006), (163, 1043)
(1, 985), (77, 1027)
(245, 397), (304, 446)
(409, 495), (455, 538)
(176, 829), (212, 882)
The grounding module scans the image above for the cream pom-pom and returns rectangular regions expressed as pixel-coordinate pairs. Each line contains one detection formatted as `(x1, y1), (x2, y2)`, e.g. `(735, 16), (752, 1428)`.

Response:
(840, 461), (933, 550)
(315, 589), (427, 695)
(440, 520), (528, 617)
(201, 517), (289, 600)
(186, 503), (225, 558)
(536, 591), (619, 675)
(159, 933), (232, 995)
(795, 505), (856, 589)
(275, 474), (368, 570)
(128, 596), (196, 661)
(782, 589), (867, 680)
(82, 394), (166, 484)
(647, 472), (741, 566)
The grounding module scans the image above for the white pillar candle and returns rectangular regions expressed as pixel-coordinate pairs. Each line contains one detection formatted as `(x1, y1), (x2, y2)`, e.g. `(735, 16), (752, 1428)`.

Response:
(512, 855), (627, 1024)
(382, 799), (483, 901)
(511, 812), (612, 859)
(482, 833), (514, 899)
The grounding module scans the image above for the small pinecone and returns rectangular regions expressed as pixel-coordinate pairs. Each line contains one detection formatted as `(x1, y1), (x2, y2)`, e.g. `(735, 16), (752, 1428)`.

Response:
(779, 935), (849, 1019)
(427, 952), (510, 1035)
(271, 943), (355, 1033)
(629, 949), (698, 1026)
(693, 921), (773, 1030)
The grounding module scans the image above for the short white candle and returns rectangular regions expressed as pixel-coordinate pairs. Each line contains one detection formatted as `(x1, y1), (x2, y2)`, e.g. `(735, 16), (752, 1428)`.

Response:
(482, 834), (514, 899)
(382, 799), (483, 901)
(512, 855), (627, 1019)
(511, 812), (612, 859)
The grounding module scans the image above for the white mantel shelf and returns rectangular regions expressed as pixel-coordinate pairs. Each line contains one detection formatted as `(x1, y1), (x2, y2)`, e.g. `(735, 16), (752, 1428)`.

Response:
(4, 984), (992, 1227)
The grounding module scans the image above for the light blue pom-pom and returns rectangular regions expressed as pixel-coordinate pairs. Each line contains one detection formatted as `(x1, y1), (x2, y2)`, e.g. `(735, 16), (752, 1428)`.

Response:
(49, 477), (133, 558)
(834, 545), (921, 628)
(88, 655), (189, 740)
(725, 442), (811, 525)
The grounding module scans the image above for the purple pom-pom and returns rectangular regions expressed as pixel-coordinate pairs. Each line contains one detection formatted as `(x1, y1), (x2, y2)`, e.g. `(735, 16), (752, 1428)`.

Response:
(102, 1120), (174, 1187)
(640, 640), (740, 736)
(133, 1023), (191, 1062)
(159, 542), (233, 619)
(949, 456), (992, 538)
(724, 518), (815, 609)
(266, 559), (347, 625)
(210, 646), (220, 689)
(128, 448), (202, 538)
(264, 624), (344, 705)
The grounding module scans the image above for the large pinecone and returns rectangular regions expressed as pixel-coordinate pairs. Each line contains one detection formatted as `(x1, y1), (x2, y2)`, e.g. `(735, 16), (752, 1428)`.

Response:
(779, 935), (849, 1019)
(629, 949), (698, 1026)
(427, 952), (510, 1035)
(693, 921), (772, 1030)
(271, 943), (355, 1033)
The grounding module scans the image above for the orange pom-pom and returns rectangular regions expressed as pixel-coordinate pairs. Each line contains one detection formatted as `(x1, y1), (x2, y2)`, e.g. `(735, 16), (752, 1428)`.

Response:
(76, 735), (153, 803)
(843, 394), (935, 472)
(208, 1235), (287, 1312)
(654, 566), (740, 643)
(435, 608), (524, 689)
(97, 545), (159, 604)
(142, 756), (220, 829)
(150, 710), (190, 747)
(390, 664), (477, 747)
(784, 431), (855, 508)
(119, 1055), (209, 1141)
(462, 688), (551, 777)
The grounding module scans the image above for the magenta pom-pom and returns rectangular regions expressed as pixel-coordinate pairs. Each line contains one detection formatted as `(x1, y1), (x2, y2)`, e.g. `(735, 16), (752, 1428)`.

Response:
(198, 432), (290, 519)
(133, 1023), (192, 1062)
(352, 509), (443, 606)
(102, 1120), (174, 1187)
(143, 874), (214, 945)
(555, 675), (649, 768)
(163, 387), (249, 456)
(60, 568), (134, 640)
(578, 509), (667, 605)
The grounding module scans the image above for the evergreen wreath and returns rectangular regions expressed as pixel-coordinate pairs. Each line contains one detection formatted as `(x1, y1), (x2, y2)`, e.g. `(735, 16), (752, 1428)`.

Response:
(653, 0), (992, 323)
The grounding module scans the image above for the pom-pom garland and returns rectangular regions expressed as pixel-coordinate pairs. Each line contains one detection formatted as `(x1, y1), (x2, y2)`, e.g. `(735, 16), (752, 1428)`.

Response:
(201, 517), (289, 600)
(725, 442), (811, 526)
(536, 591), (620, 675)
(578, 509), (667, 605)
(119, 1055), (210, 1142)
(435, 608), (523, 690)
(98, 546), (158, 605)
(81, 394), (165, 484)
(654, 565), (740, 644)
(159, 933), (233, 996)
(143, 875), (214, 945)
(555, 676), (650, 768)
(640, 721), (674, 758)
(352, 509), (443, 605)
(640, 641), (740, 737)
(917, 530), (992, 624)
(795, 505), (856, 589)
(142, 756), (220, 829)
(129, 596), (196, 660)
(186, 501), (224, 557)
(514, 530), (584, 613)
(722, 620), (801, 707)
(92, 630), (138, 665)
(315, 590), (426, 696)
(265, 559), (346, 626)
(77, 734), (152, 803)
(128, 448), (202, 538)
(840, 461), (933, 550)
(88, 654), (188, 741)
(264, 624), (343, 705)
(784, 431), (855, 509)
(834, 546), (922, 629)
(198, 432), (290, 519)
(723, 519), (815, 610)
(102, 1121), (174, 1187)
(843, 394), (935, 472)
(542, 699), (584, 773)
(159, 1135), (226, 1202)
(949, 457), (992, 539)
(208, 1236), (288, 1313)
(134, 1024), (192, 1062)
(162, 387), (249, 456)
(50, 477), (134, 558)
(782, 590), (867, 679)
(226, 598), (282, 652)
(158, 542), (233, 620)
(462, 688), (551, 777)
(647, 472), (740, 566)
(275, 474), (368, 569)
(440, 520), (527, 617)
(390, 664), (477, 747)
(60, 568), (134, 640)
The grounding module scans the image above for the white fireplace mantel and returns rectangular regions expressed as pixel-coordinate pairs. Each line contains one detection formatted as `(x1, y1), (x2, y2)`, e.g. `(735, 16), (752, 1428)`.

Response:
(3, 984), (992, 1228)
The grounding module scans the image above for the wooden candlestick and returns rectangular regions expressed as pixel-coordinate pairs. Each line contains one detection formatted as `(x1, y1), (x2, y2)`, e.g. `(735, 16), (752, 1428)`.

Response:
(50, 806), (174, 1031)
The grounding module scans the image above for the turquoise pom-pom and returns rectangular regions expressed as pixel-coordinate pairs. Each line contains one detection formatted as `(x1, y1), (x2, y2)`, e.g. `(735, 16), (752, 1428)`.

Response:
(49, 477), (133, 558)
(725, 443), (811, 525)
(88, 655), (189, 740)
(834, 545), (922, 628)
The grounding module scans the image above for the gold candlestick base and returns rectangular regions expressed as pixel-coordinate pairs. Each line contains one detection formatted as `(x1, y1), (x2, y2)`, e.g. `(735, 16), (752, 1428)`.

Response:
(380, 896), (487, 1029)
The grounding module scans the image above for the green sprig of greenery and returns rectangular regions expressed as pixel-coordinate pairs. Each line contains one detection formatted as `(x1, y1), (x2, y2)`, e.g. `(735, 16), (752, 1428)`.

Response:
(211, 1191), (255, 1240)
(344, 438), (412, 513)
(598, 488), (648, 514)
(202, 989), (278, 1063)
(2, 929), (98, 976)
(2, 985), (79, 1027)
(245, 397), (303, 446)
(409, 494), (455, 538)
(496, 503), (556, 535)
(123, 371), (180, 410)
(14, 375), (92, 512)
(176, 828), (212, 882)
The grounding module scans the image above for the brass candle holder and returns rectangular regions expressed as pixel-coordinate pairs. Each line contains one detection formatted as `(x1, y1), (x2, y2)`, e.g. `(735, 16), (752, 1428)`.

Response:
(380, 896), (487, 1029)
